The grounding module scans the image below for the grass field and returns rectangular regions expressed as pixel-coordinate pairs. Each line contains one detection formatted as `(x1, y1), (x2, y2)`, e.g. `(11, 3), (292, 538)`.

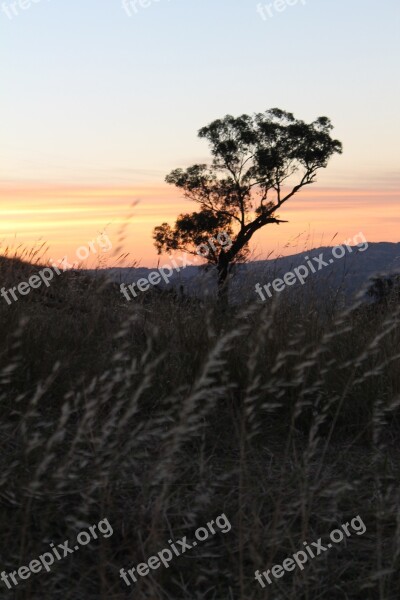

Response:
(1, 254), (400, 599)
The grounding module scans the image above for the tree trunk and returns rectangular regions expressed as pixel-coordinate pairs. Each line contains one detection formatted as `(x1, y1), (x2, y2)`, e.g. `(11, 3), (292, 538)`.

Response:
(217, 252), (230, 307)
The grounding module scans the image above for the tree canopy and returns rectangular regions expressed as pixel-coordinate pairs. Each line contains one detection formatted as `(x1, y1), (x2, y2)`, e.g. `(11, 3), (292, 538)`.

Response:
(153, 108), (342, 294)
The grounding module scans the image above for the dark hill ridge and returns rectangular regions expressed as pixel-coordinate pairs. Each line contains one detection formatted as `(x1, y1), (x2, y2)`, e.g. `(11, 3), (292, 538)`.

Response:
(94, 242), (400, 303)
(2, 242), (399, 305)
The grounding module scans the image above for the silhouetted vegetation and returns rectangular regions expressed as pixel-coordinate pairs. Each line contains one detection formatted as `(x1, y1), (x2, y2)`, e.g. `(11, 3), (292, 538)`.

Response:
(367, 273), (400, 305)
(1, 254), (400, 599)
(154, 109), (342, 300)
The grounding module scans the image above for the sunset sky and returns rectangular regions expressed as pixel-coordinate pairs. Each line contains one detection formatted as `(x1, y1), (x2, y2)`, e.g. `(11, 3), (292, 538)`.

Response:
(1, 0), (399, 266)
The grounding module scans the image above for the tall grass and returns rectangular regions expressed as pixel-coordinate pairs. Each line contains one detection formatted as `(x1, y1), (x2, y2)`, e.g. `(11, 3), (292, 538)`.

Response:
(0, 253), (400, 599)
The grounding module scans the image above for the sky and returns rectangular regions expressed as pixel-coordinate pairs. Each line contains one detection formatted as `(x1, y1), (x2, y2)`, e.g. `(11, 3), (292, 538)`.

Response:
(1, 0), (399, 266)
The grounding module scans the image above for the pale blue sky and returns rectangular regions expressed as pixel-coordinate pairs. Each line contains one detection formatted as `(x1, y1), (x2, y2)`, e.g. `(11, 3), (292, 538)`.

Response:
(1, 0), (399, 187)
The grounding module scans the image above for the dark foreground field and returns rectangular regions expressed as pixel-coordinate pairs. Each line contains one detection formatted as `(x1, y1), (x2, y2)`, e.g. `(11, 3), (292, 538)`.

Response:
(1, 257), (400, 599)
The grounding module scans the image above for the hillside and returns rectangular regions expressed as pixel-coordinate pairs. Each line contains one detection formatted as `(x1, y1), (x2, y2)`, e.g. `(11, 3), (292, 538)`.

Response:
(0, 244), (400, 599)
(94, 242), (400, 303)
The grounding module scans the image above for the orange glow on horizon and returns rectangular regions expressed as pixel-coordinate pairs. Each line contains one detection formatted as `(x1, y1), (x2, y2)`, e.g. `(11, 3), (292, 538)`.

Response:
(0, 181), (399, 267)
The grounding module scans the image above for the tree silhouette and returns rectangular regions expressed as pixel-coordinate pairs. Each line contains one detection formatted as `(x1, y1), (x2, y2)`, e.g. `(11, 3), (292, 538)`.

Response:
(367, 274), (400, 305)
(153, 109), (342, 300)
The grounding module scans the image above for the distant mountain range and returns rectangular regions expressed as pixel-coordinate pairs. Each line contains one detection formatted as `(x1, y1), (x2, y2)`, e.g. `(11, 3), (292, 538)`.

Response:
(96, 242), (400, 304)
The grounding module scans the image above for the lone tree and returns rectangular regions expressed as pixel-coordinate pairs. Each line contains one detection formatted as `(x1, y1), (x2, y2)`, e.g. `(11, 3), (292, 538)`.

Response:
(153, 109), (342, 299)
